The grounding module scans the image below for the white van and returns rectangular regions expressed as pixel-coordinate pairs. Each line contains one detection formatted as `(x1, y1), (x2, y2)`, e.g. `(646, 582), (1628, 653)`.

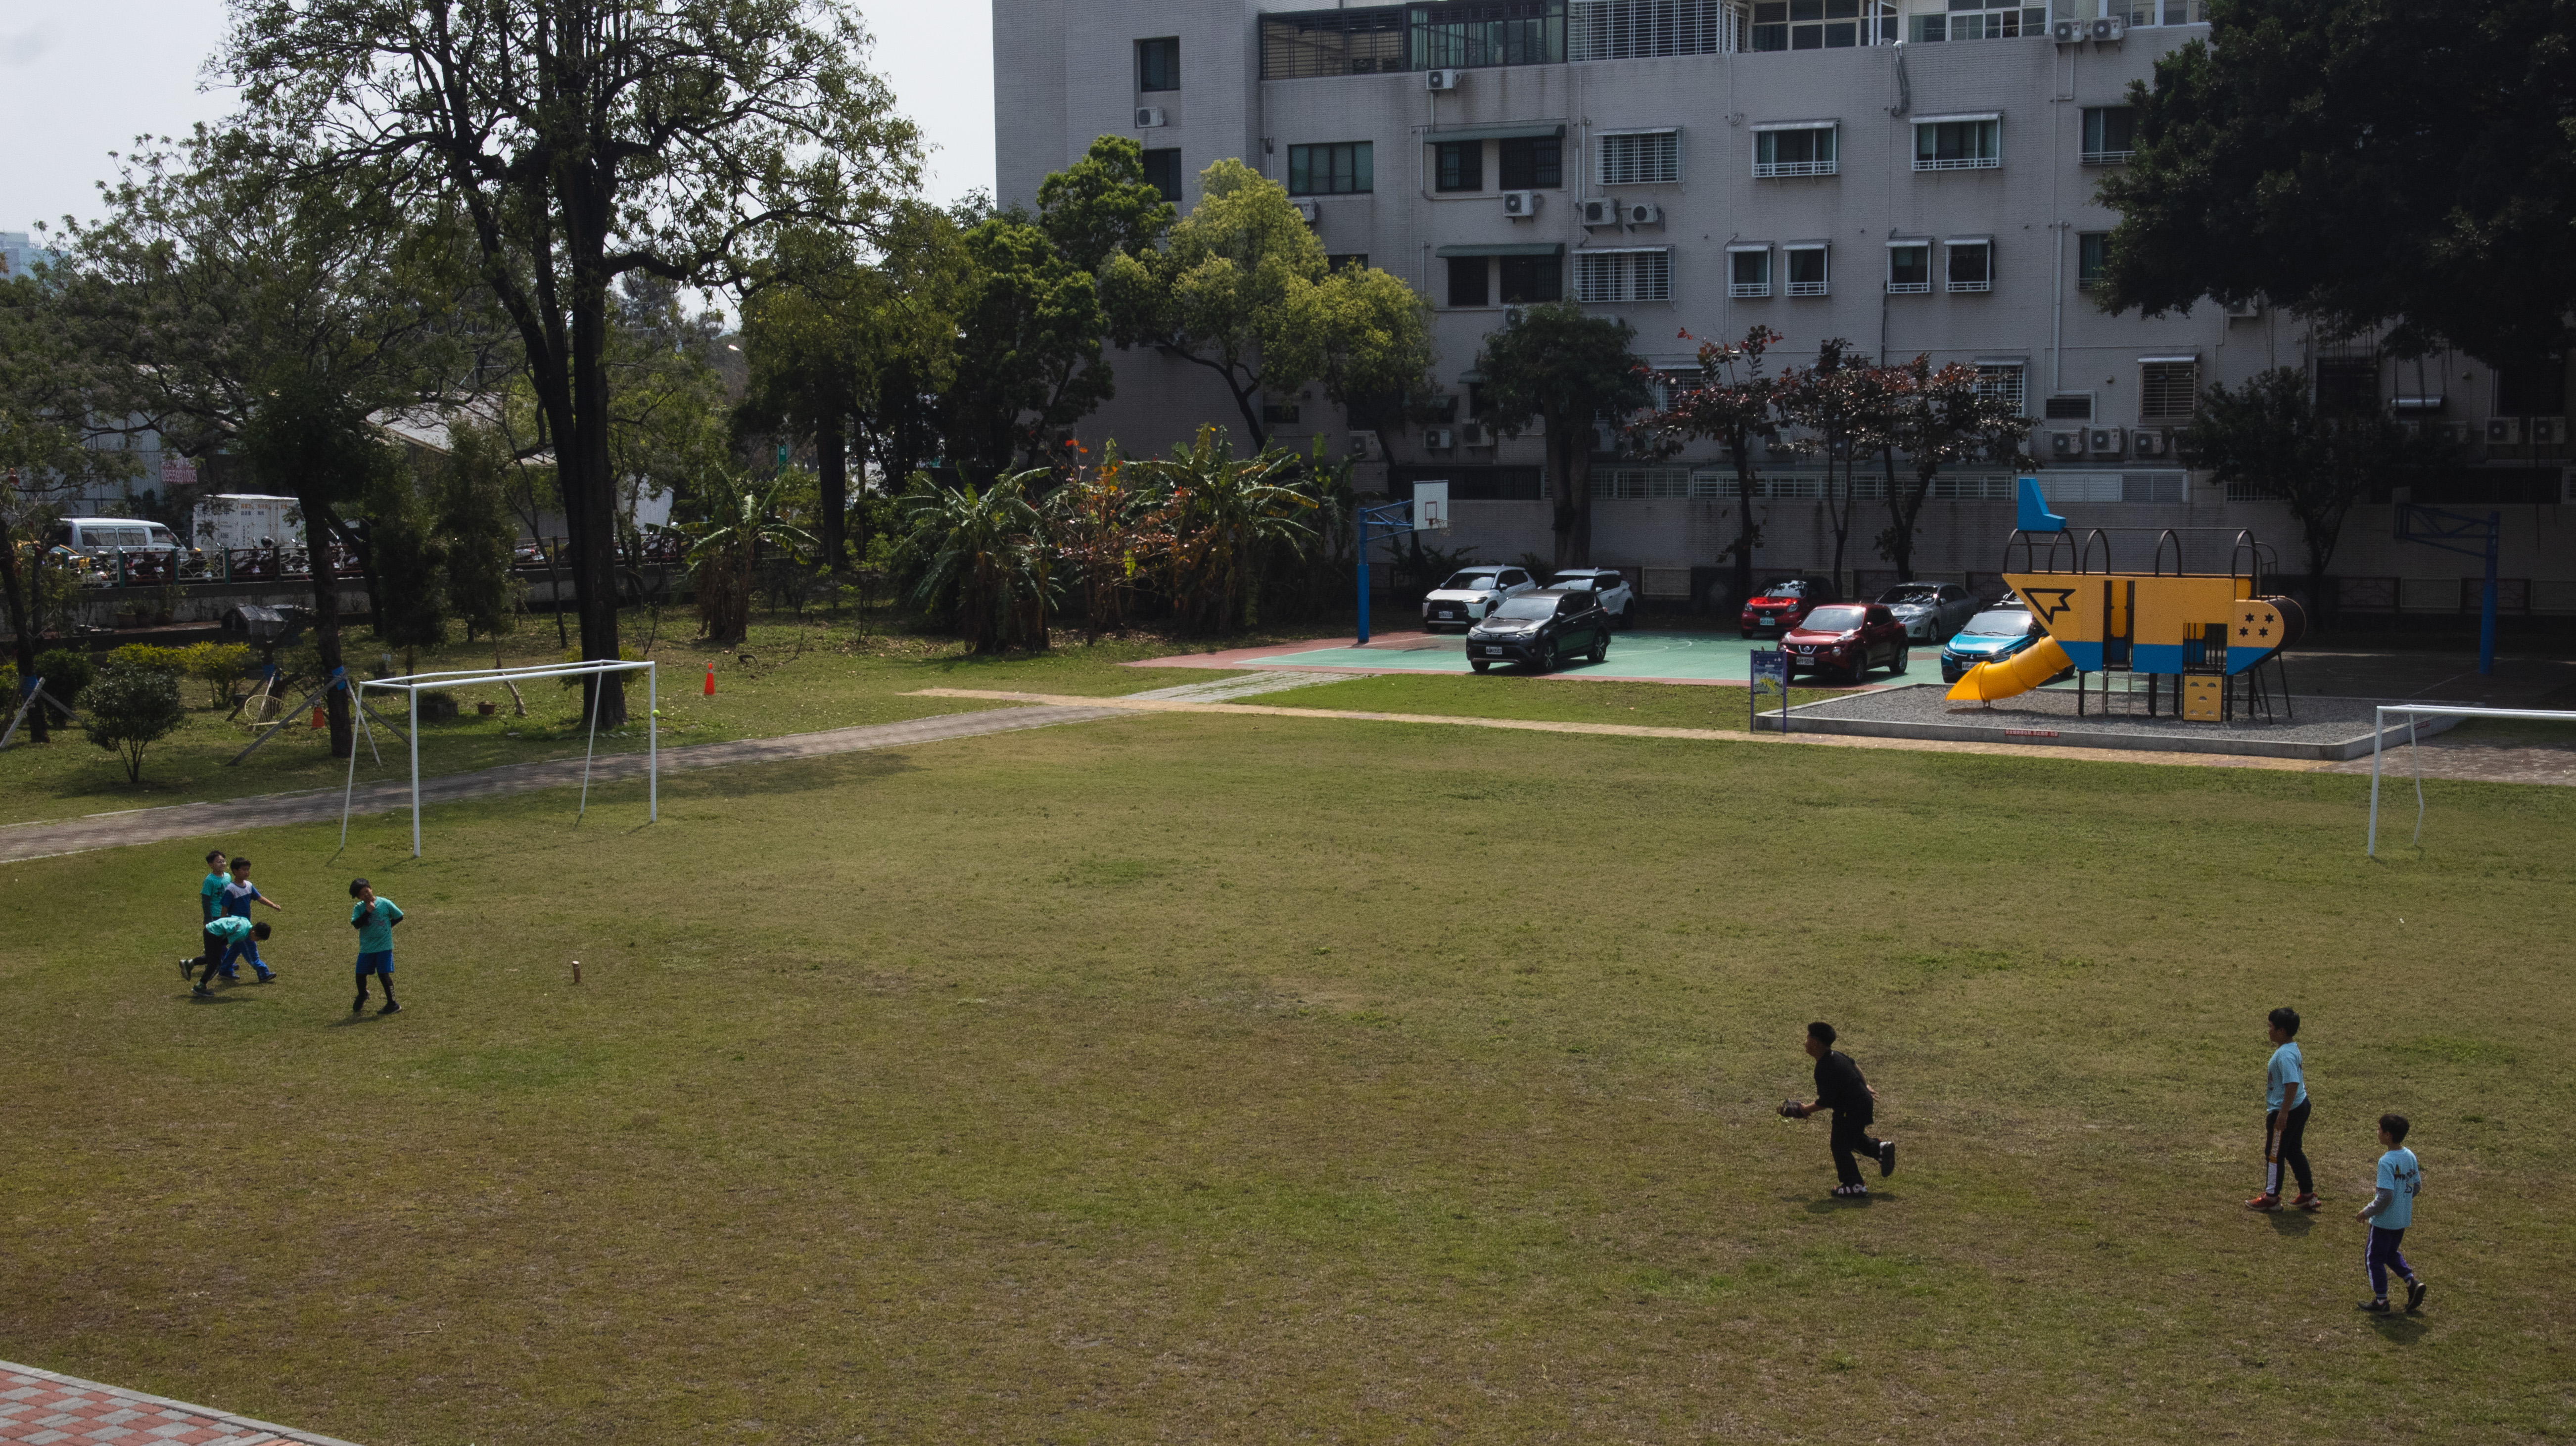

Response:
(48, 517), (194, 585)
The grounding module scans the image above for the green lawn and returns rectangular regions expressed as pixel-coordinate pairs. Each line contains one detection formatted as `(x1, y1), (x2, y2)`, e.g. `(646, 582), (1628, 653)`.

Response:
(2, 704), (2569, 1443)
(1275, 670), (1851, 730)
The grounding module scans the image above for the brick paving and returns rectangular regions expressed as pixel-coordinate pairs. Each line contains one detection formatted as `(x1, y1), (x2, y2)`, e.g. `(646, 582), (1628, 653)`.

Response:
(0, 703), (1125, 864)
(2321, 738), (2576, 786)
(0, 1361), (361, 1446)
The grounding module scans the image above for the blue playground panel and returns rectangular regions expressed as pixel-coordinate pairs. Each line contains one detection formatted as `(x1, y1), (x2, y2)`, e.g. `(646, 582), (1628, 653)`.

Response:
(1239, 631), (1922, 685)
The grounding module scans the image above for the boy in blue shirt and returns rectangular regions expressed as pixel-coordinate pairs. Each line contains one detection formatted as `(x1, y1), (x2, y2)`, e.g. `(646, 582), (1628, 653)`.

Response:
(348, 878), (404, 1016)
(216, 857), (284, 983)
(2248, 1006), (2318, 1211)
(2355, 1112), (2426, 1314)
(183, 849), (230, 979)
(191, 918), (270, 997)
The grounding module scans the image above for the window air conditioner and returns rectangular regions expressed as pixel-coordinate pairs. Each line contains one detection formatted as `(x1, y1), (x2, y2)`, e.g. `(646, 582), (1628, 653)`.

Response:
(2486, 417), (2525, 444)
(2049, 429), (2089, 459)
(2087, 426), (2127, 457)
(1500, 189), (1539, 218)
(2089, 17), (2124, 40)
(2435, 420), (2473, 445)
(1422, 427), (1454, 451)
(1625, 202), (1663, 227)
(1458, 421), (1494, 446)
(1425, 68), (1462, 91)
(1347, 431), (1382, 460)
(2224, 295), (2264, 320)
(1290, 199), (1319, 224)
(1581, 198), (1620, 228)
(2131, 428), (2170, 459)
(2528, 417), (2568, 445)
(2051, 18), (2084, 43)
(1135, 107), (1168, 129)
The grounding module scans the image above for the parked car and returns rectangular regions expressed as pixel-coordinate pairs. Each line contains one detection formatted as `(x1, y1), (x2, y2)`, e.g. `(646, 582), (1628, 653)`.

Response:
(1782, 603), (1910, 682)
(1738, 576), (1840, 639)
(1422, 566), (1539, 633)
(47, 517), (197, 587)
(1876, 580), (1981, 642)
(1466, 588), (1611, 673)
(1940, 605), (2059, 683)
(1547, 568), (1639, 629)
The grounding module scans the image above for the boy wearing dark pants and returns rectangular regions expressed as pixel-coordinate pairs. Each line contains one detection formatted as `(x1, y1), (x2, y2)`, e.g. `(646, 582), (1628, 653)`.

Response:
(1785, 1022), (1896, 1198)
(184, 849), (230, 978)
(2356, 1113), (2427, 1314)
(2249, 1006), (2318, 1210)
(217, 857), (285, 982)
(348, 878), (404, 1015)
(192, 918), (270, 997)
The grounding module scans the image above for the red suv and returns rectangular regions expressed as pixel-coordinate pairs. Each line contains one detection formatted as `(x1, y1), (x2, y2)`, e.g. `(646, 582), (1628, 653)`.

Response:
(1782, 603), (1911, 682)
(1739, 576), (1840, 639)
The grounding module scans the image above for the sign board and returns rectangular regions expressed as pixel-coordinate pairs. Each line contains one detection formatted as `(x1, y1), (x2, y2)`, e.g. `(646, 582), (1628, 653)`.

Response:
(1411, 480), (1450, 531)
(160, 456), (199, 491)
(1750, 649), (1789, 731)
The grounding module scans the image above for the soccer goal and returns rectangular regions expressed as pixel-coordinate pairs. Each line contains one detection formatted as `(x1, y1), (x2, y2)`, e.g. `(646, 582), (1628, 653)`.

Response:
(2366, 703), (2576, 856)
(340, 659), (658, 857)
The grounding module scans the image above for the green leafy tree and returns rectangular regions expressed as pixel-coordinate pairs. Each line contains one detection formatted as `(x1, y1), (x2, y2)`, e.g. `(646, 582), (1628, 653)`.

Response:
(1473, 302), (1654, 568)
(895, 472), (1055, 653)
(2094, 0), (2576, 368)
(1777, 340), (1898, 590)
(226, 0), (923, 727)
(434, 421), (526, 645)
(1034, 136), (1176, 276)
(687, 470), (819, 645)
(1648, 327), (1784, 611)
(82, 664), (190, 784)
(363, 447), (453, 672)
(942, 217), (1113, 478)
(1874, 357), (2034, 584)
(1131, 428), (1319, 632)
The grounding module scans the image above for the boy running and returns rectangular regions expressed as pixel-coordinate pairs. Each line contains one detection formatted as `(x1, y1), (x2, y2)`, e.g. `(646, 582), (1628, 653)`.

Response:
(2248, 1006), (2317, 1211)
(192, 918), (271, 997)
(2355, 1113), (2427, 1314)
(184, 849), (229, 979)
(1784, 1022), (1896, 1198)
(348, 878), (404, 1016)
(216, 857), (284, 983)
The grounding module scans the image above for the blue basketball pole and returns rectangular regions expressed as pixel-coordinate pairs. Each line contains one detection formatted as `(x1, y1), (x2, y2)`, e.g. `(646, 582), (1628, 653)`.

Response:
(1355, 500), (1423, 646)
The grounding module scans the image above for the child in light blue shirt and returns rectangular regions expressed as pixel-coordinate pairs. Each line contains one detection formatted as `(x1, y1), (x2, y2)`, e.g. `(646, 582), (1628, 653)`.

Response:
(348, 878), (404, 1016)
(2355, 1113), (2425, 1314)
(2249, 1006), (2317, 1210)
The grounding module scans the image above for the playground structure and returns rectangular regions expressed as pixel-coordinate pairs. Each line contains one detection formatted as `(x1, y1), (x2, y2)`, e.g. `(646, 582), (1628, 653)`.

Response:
(1947, 479), (2304, 723)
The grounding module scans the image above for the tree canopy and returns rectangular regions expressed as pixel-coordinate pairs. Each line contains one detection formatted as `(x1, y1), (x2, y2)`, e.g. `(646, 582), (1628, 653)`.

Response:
(1474, 302), (1652, 568)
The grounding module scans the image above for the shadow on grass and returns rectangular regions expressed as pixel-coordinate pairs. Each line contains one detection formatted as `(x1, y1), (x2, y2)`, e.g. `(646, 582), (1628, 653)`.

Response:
(2364, 1310), (2431, 1344)
(2266, 1209), (2319, 1239)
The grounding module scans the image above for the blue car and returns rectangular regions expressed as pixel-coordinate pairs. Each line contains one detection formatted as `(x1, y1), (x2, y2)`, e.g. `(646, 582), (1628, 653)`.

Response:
(1939, 606), (2048, 684)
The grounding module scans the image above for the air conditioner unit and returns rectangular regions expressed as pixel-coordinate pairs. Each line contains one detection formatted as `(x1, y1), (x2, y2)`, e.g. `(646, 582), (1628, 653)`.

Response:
(1625, 202), (1663, 227)
(1348, 431), (1383, 460)
(1458, 421), (1494, 447)
(1134, 106), (1167, 129)
(2486, 417), (2525, 444)
(1290, 198), (1319, 224)
(2131, 428), (2170, 459)
(1500, 189), (1539, 218)
(1425, 68), (1462, 91)
(2049, 429), (2090, 459)
(1421, 427), (1454, 451)
(2224, 295), (2264, 320)
(2090, 17), (2124, 40)
(2529, 416), (2568, 445)
(2434, 420), (2474, 446)
(2051, 17), (2084, 43)
(2088, 426), (2128, 457)
(1580, 198), (1621, 228)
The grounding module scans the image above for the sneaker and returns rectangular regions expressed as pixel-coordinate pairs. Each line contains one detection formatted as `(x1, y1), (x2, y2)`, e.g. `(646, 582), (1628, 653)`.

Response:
(2292, 1192), (2321, 1211)
(2405, 1279), (2427, 1313)
(179, 957), (196, 978)
(377, 1001), (401, 1015)
(256, 970), (275, 983)
(2357, 1299), (2390, 1314)
(191, 984), (213, 998)
(1830, 1183), (1868, 1198)
(2244, 1193), (2280, 1211)
(1878, 1140), (1898, 1178)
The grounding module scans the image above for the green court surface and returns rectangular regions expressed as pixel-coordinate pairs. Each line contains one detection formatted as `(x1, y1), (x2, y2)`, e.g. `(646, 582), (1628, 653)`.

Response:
(1243, 630), (1926, 685)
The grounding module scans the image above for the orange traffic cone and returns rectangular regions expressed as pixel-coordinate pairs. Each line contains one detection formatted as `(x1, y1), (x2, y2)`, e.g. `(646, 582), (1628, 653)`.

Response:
(703, 665), (715, 697)
(311, 706), (327, 728)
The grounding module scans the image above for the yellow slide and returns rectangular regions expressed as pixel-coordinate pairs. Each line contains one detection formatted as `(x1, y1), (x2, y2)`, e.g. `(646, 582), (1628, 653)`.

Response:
(1945, 637), (2073, 701)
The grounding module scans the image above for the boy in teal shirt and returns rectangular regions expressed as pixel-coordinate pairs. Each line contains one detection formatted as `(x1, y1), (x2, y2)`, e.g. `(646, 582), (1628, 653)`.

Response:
(192, 918), (269, 997)
(184, 849), (230, 979)
(348, 878), (404, 1016)
(2248, 1006), (2318, 1211)
(2355, 1113), (2426, 1314)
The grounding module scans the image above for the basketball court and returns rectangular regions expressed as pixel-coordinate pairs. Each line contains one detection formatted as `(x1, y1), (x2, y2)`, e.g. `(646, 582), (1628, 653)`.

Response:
(1162, 630), (1922, 687)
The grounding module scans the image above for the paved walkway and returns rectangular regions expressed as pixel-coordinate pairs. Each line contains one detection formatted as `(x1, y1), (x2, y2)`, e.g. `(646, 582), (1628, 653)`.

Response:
(0, 1361), (360, 1446)
(0, 703), (1124, 864)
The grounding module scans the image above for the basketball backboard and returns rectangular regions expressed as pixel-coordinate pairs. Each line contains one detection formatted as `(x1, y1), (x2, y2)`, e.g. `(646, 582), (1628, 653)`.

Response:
(1411, 480), (1450, 531)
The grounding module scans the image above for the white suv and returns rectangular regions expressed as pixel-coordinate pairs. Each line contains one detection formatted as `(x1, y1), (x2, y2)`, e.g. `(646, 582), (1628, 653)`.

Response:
(1421, 566), (1538, 633)
(1547, 568), (1638, 629)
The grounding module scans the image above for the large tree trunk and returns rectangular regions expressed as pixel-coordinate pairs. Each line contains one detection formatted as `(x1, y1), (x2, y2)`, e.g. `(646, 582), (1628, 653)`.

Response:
(299, 495), (354, 759)
(564, 222), (628, 727)
(1731, 442), (1758, 614)
(0, 512), (46, 743)
(1566, 435), (1594, 567)
(818, 417), (849, 569)
(1881, 449), (1916, 582)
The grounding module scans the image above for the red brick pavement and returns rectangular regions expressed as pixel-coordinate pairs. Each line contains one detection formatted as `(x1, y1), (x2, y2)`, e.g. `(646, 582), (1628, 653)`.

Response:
(0, 1361), (361, 1446)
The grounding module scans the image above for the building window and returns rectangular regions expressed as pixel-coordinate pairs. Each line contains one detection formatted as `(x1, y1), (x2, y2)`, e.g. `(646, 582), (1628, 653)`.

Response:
(1785, 244), (1829, 296)
(1574, 247), (1672, 302)
(1750, 0), (1893, 50)
(1975, 365), (2026, 416)
(1728, 246), (1772, 298)
(1449, 256), (1491, 307)
(2081, 107), (2135, 165)
(1886, 242), (1930, 293)
(2044, 393), (2094, 420)
(1915, 117), (2001, 170)
(1945, 238), (1993, 292)
(1753, 124), (1836, 178)
(1436, 140), (1485, 191)
(1499, 254), (1565, 303)
(1259, 7), (1406, 79)
(2314, 353), (2380, 417)
(1289, 141), (1374, 195)
(1264, 401), (1303, 423)
(2112, 0), (2206, 25)
(1910, 0), (2042, 40)
(1411, 0), (1568, 70)
(1142, 148), (1182, 203)
(1136, 37), (1180, 92)
(1599, 130), (1681, 186)
(1326, 252), (1372, 271)
(2077, 232), (2108, 291)
(2140, 360), (2200, 422)
(1499, 135), (1562, 189)
(1568, 0), (1741, 57)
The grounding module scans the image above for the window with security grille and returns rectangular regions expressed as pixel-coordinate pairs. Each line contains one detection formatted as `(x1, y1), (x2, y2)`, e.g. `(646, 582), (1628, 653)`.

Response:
(1499, 254), (1564, 303)
(2077, 232), (2108, 291)
(1568, 0), (1740, 57)
(1436, 141), (1484, 191)
(1136, 38), (1180, 92)
(2044, 394), (2094, 420)
(1945, 240), (1992, 292)
(2112, 0), (2205, 25)
(1886, 243), (1930, 293)
(2081, 107), (2135, 164)
(1288, 142), (1373, 195)
(1410, 0), (1568, 69)
(1785, 245), (1828, 296)
(1910, 0), (2042, 40)
(1448, 257), (1491, 308)
(1754, 125), (1836, 178)
(1730, 248), (1772, 298)
(1751, 0), (1896, 49)
(1260, 7), (1406, 79)
(1599, 131), (1680, 186)
(1914, 118), (2001, 170)
(1975, 366), (2025, 416)
(2140, 362), (2200, 422)
(1575, 248), (1672, 302)
(1499, 135), (1562, 188)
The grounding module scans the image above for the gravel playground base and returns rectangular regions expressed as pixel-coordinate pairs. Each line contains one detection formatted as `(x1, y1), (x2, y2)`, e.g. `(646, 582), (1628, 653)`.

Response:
(1760, 683), (2462, 761)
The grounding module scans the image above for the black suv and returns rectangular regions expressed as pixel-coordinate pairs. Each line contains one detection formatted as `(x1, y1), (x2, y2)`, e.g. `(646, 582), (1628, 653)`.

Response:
(1466, 588), (1612, 673)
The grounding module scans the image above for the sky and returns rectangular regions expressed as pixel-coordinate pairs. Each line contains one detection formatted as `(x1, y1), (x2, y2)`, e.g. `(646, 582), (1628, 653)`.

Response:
(0, 0), (998, 239)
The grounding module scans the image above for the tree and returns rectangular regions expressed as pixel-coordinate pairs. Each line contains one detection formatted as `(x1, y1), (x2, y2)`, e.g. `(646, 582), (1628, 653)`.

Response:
(895, 472), (1055, 653)
(226, 0), (922, 726)
(81, 664), (189, 784)
(1131, 428), (1318, 632)
(941, 217), (1113, 478)
(2094, 0), (2576, 368)
(2177, 367), (2443, 608)
(1282, 263), (1435, 465)
(1777, 339), (1894, 589)
(1649, 327), (1784, 610)
(434, 420), (526, 646)
(1473, 302), (1652, 569)
(1874, 357), (2033, 584)
(687, 470), (817, 646)
(1034, 136), (1175, 277)
(363, 445), (452, 672)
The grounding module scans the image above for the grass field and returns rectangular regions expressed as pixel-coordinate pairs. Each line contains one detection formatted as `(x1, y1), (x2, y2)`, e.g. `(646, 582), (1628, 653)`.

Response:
(4, 677), (2571, 1443)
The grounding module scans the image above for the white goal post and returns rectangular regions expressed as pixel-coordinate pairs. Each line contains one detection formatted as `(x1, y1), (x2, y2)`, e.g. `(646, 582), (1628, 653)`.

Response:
(2367, 703), (2576, 856)
(341, 659), (657, 857)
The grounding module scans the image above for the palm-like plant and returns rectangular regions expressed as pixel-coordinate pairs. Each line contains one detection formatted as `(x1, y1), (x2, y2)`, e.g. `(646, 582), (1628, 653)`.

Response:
(1130, 427), (1317, 633)
(1043, 449), (1158, 641)
(688, 470), (818, 645)
(897, 470), (1057, 653)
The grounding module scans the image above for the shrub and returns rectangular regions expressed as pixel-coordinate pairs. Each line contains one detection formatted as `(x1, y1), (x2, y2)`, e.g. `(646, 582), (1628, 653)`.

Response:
(31, 648), (95, 723)
(81, 665), (189, 783)
(106, 643), (189, 675)
(179, 642), (256, 708)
